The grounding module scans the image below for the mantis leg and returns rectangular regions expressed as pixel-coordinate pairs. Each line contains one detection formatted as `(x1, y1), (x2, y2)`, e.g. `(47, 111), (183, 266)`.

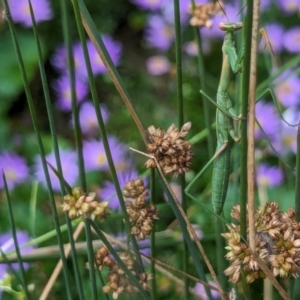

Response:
(256, 87), (299, 127)
(200, 90), (243, 121)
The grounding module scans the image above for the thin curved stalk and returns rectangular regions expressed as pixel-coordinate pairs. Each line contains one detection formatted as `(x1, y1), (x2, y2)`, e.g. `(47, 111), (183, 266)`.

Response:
(3, 173), (30, 299)
(2, 1), (73, 298)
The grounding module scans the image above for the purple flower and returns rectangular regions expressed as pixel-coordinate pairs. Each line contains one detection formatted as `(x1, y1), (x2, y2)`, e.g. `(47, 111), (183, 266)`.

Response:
(0, 152), (29, 190)
(161, 0), (191, 24)
(0, 231), (34, 279)
(276, 0), (299, 14)
(50, 44), (68, 74)
(256, 164), (284, 187)
(184, 41), (198, 56)
(146, 55), (171, 76)
(8, 0), (53, 27)
(70, 102), (109, 135)
(83, 137), (128, 172)
(274, 71), (300, 107)
(53, 75), (89, 111)
(255, 101), (280, 141)
(259, 23), (284, 54)
(260, 0), (272, 11)
(130, 0), (165, 11)
(267, 109), (298, 156)
(73, 36), (122, 78)
(283, 27), (300, 53)
(194, 281), (220, 299)
(164, 182), (182, 203)
(145, 15), (174, 51)
(283, 107), (300, 125)
(99, 169), (140, 210)
(34, 149), (78, 191)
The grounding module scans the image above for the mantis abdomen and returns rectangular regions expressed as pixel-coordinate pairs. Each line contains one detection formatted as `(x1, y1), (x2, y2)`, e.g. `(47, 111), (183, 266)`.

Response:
(212, 140), (231, 215)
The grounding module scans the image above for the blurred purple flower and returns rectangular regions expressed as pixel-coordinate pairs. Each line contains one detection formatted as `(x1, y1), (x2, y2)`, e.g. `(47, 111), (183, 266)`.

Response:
(260, 0), (272, 11)
(256, 164), (284, 187)
(146, 55), (171, 76)
(268, 108), (298, 156)
(255, 101), (280, 140)
(8, 0), (53, 27)
(283, 27), (300, 53)
(259, 23), (284, 54)
(51, 44), (68, 74)
(145, 15), (174, 51)
(99, 169), (140, 210)
(161, 0), (192, 24)
(276, 0), (299, 14)
(283, 107), (300, 125)
(164, 182), (182, 203)
(0, 231), (34, 279)
(73, 36), (122, 78)
(83, 137), (128, 172)
(274, 71), (300, 107)
(130, 0), (165, 11)
(71, 102), (109, 135)
(275, 108), (299, 155)
(34, 149), (78, 191)
(53, 75), (89, 111)
(0, 152), (29, 190)
(184, 41), (198, 56)
(194, 280), (220, 299)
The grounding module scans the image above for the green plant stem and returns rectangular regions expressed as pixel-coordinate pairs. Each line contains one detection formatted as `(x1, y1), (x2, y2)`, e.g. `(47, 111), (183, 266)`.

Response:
(75, 0), (147, 144)
(150, 169), (157, 300)
(295, 124), (300, 221)
(3, 174), (31, 299)
(2, 1), (73, 298)
(173, 0), (189, 298)
(292, 124), (300, 299)
(190, 0), (214, 158)
(72, 0), (144, 269)
(239, 0), (253, 243)
(216, 215), (227, 290)
(28, 0), (86, 298)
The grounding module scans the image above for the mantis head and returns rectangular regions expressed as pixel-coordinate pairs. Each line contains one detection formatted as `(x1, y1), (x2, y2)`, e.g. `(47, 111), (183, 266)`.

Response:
(219, 22), (243, 32)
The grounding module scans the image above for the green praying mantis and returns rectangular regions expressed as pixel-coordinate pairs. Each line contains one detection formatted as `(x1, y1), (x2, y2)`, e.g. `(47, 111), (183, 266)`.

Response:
(185, 21), (247, 215)
(185, 17), (296, 216)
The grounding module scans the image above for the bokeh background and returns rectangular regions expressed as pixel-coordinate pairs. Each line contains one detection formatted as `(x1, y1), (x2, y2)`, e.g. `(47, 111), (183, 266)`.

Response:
(0, 0), (299, 299)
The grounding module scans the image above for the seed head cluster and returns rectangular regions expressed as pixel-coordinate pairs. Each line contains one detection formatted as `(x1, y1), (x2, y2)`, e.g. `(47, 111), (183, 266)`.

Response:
(222, 202), (300, 283)
(122, 178), (159, 240)
(145, 122), (193, 178)
(189, 1), (224, 28)
(62, 187), (109, 220)
(95, 246), (152, 299)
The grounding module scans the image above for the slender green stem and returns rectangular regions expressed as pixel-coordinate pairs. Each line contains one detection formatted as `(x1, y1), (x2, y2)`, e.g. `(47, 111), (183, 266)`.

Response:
(84, 219), (98, 299)
(190, 0), (214, 158)
(239, 0), (253, 242)
(295, 124), (300, 221)
(75, 0), (148, 144)
(150, 169), (157, 300)
(2, 1), (73, 298)
(247, 0), (260, 252)
(292, 125), (300, 299)
(3, 173), (30, 299)
(215, 216), (227, 289)
(72, 0), (144, 269)
(173, 1), (189, 298)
